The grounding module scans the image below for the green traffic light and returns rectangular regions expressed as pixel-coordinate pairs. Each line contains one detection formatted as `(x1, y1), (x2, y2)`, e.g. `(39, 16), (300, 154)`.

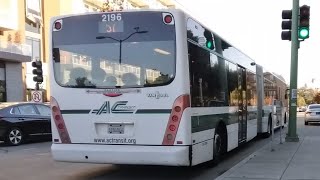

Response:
(206, 41), (212, 49)
(299, 27), (309, 39)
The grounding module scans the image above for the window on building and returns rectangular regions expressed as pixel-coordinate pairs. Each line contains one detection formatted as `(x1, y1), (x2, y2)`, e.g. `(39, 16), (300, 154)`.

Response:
(25, 0), (41, 34)
(26, 37), (41, 61)
(25, 19), (40, 34)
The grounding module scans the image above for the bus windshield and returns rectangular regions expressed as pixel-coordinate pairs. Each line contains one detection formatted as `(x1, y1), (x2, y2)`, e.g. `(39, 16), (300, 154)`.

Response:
(52, 12), (175, 88)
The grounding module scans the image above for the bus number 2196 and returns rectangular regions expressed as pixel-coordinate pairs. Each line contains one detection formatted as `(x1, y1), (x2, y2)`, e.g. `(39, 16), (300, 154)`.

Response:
(102, 14), (122, 22)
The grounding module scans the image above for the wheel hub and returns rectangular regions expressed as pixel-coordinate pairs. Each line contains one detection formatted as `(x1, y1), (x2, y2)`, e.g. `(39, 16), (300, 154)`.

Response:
(9, 129), (22, 144)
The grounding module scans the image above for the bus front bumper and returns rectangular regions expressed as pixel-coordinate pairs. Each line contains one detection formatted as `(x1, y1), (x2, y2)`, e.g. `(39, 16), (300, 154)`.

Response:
(51, 143), (190, 166)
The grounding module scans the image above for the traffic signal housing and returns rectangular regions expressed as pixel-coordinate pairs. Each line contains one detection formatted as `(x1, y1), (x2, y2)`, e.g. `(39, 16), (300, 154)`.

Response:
(299, 5), (310, 40)
(204, 30), (214, 50)
(281, 10), (292, 41)
(32, 61), (43, 83)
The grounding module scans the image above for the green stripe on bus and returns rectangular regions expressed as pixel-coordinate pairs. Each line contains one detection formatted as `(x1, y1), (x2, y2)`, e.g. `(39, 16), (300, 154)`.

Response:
(61, 110), (91, 114)
(191, 111), (257, 133)
(135, 109), (172, 114)
(60, 109), (172, 114)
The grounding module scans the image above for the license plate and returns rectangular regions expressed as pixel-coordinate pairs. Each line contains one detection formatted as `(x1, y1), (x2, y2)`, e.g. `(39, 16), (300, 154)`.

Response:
(108, 124), (124, 134)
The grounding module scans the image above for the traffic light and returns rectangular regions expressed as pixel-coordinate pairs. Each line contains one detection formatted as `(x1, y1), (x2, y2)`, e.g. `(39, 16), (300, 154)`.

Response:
(204, 30), (214, 50)
(299, 5), (310, 40)
(281, 10), (292, 41)
(32, 61), (43, 83)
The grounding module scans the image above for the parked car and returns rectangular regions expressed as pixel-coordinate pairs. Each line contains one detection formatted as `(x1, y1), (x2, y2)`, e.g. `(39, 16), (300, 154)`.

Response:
(297, 106), (307, 112)
(304, 104), (320, 125)
(0, 102), (51, 145)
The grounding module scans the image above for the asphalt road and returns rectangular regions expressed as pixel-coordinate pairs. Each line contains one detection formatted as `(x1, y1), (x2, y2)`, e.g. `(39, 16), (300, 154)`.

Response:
(0, 113), (308, 180)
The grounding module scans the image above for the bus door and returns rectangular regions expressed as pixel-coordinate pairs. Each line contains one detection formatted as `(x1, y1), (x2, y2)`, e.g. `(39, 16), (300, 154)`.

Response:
(238, 66), (247, 145)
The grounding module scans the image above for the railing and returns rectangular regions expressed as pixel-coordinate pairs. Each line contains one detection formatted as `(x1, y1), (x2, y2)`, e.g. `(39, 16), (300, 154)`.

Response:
(0, 41), (32, 57)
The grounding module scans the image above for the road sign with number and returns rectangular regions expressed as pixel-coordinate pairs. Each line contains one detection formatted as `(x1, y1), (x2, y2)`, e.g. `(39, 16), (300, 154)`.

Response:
(31, 90), (43, 103)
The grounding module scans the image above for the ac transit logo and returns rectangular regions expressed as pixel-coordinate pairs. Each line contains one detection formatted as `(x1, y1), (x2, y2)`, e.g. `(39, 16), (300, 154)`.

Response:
(91, 101), (136, 115)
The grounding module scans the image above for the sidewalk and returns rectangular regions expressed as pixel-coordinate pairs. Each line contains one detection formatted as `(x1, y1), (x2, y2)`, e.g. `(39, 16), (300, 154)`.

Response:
(216, 133), (320, 180)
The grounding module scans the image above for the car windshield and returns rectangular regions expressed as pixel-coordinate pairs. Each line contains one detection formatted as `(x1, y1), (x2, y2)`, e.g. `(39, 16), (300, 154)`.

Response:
(52, 12), (176, 88)
(308, 105), (320, 109)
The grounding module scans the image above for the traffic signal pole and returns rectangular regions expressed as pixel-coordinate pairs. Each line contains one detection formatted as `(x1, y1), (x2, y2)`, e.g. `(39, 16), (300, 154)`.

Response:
(286, 0), (300, 142)
(35, 83), (39, 91)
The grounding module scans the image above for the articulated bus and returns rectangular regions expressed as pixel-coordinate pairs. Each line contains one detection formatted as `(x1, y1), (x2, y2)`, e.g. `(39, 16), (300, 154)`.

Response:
(49, 9), (287, 166)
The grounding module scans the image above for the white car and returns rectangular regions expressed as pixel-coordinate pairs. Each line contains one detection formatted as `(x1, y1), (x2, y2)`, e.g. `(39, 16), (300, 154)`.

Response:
(305, 104), (320, 125)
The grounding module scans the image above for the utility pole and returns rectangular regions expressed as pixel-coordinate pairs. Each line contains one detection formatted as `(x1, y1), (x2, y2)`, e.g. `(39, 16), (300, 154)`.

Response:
(281, 0), (310, 141)
(286, 0), (300, 142)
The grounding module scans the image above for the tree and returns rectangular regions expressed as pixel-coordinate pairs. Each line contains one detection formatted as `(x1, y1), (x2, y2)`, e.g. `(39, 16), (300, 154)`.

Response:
(297, 95), (306, 107)
(313, 92), (320, 104)
(298, 87), (316, 105)
(101, 0), (124, 12)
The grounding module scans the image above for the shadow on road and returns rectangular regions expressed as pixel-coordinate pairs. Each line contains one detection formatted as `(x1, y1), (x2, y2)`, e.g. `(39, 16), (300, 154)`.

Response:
(0, 136), (51, 147)
(88, 163), (214, 180)
(306, 123), (320, 126)
(84, 135), (271, 180)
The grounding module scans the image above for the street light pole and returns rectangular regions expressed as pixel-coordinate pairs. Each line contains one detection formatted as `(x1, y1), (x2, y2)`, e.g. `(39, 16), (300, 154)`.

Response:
(96, 28), (148, 65)
(119, 39), (122, 64)
(286, 0), (300, 142)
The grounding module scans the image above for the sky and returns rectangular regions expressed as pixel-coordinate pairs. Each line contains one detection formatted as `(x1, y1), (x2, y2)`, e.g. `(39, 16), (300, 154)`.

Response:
(174, 0), (320, 88)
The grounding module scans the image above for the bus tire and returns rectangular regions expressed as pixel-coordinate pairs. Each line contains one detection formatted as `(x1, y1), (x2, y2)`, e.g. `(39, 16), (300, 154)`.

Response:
(262, 115), (272, 138)
(213, 124), (227, 164)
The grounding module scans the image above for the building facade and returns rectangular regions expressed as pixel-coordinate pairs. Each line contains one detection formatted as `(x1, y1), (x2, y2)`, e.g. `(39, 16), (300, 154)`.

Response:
(0, 0), (32, 102)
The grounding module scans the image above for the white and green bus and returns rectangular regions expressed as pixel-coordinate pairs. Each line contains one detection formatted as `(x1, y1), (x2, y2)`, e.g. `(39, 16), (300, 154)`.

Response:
(49, 9), (287, 166)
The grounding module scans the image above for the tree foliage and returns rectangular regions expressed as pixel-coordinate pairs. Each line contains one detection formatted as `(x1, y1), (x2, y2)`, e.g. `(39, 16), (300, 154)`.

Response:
(313, 92), (320, 104)
(101, 0), (124, 12)
(298, 87), (316, 105)
(297, 95), (306, 107)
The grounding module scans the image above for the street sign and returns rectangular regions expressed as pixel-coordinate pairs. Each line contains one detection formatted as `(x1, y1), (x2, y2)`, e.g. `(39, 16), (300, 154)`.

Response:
(291, 89), (297, 99)
(31, 90), (43, 103)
